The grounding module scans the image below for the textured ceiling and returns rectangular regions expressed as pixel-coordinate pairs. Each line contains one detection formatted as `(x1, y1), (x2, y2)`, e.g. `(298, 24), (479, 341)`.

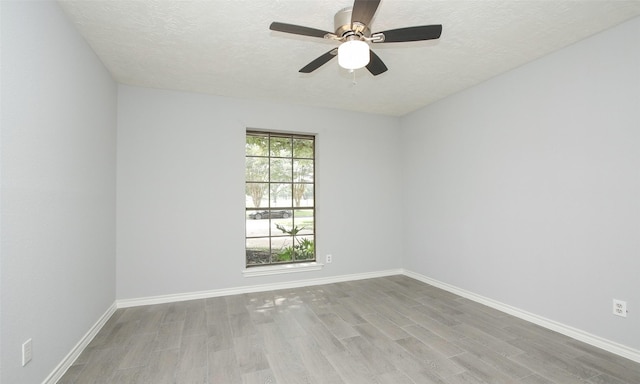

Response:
(58, 0), (640, 116)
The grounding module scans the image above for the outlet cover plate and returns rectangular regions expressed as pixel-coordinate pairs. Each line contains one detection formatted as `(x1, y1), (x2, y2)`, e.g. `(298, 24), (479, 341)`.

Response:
(613, 299), (627, 318)
(22, 339), (33, 366)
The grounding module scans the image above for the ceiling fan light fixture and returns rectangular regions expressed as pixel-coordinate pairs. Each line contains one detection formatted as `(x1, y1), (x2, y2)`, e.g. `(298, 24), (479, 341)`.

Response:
(338, 40), (370, 70)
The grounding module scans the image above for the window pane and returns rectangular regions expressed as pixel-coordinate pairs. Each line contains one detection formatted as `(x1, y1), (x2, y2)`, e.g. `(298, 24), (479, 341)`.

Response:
(294, 210), (314, 235)
(271, 216), (293, 236)
(270, 137), (292, 157)
(293, 184), (313, 207)
(293, 138), (314, 159)
(293, 159), (313, 182)
(270, 184), (291, 208)
(246, 157), (268, 182)
(294, 235), (314, 261)
(270, 158), (292, 182)
(246, 238), (270, 266)
(246, 211), (271, 237)
(271, 236), (293, 263)
(245, 183), (268, 208)
(246, 134), (268, 156)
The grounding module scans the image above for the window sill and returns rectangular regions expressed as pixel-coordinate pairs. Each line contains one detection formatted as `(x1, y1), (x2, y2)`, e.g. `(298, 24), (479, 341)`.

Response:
(242, 262), (324, 277)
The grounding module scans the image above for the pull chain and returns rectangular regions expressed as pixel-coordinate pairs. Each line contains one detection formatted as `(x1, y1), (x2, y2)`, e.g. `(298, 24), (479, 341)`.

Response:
(349, 69), (357, 86)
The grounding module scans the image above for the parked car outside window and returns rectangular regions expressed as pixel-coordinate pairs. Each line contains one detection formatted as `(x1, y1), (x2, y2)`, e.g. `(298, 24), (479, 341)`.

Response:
(248, 210), (291, 220)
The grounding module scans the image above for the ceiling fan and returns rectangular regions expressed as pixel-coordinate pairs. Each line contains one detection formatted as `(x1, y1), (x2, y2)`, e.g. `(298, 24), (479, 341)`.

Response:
(269, 0), (442, 76)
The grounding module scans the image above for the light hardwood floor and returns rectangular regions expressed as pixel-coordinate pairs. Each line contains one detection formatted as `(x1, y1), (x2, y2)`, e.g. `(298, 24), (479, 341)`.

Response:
(58, 275), (640, 383)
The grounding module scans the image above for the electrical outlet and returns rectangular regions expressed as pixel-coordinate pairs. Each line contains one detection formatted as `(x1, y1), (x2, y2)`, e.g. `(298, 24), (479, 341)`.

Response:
(22, 339), (32, 366)
(613, 299), (627, 318)
(326, 254), (332, 264)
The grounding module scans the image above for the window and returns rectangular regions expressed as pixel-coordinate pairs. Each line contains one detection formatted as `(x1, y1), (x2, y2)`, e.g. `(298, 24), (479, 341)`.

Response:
(245, 131), (315, 267)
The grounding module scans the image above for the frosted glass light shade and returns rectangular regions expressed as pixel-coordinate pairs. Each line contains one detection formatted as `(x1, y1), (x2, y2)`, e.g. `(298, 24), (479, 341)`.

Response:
(338, 40), (370, 70)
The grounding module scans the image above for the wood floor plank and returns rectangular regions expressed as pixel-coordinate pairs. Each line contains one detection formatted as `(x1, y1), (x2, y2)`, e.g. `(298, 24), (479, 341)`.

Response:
(518, 373), (557, 384)
(454, 313), (517, 341)
(452, 337), (532, 379)
(209, 348), (242, 384)
(375, 370), (416, 384)
(272, 310), (307, 339)
(160, 302), (188, 323)
(291, 337), (345, 384)
(575, 353), (640, 384)
(504, 323), (577, 353)
(140, 349), (180, 384)
(104, 318), (139, 348)
(241, 368), (278, 384)
(257, 322), (297, 355)
(118, 332), (158, 370)
(70, 346), (124, 384)
(290, 303), (324, 328)
(587, 373), (632, 384)
(372, 297), (415, 328)
(329, 301), (368, 325)
(206, 311), (233, 351)
(567, 339), (640, 379)
(451, 352), (518, 384)
(396, 337), (466, 377)
(233, 333), (270, 374)
(510, 352), (591, 384)
(317, 312), (360, 340)
(325, 350), (380, 384)
(383, 290), (423, 308)
(135, 310), (165, 335)
(342, 335), (398, 375)
(229, 311), (257, 338)
(225, 293), (250, 314)
(508, 337), (602, 380)
(56, 364), (85, 384)
(360, 312), (411, 341)
(445, 370), (490, 384)
(110, 367), (145, 383)
(452, 323), (515, 350)
(403, 324), (465, 358)
(182, 309), (208, 336)
(404, 310), (466, 342)
(177, 334), (208, 374)
(305, 323), (346, 355)
(353, 323), (433, 376)
(264, 345), (311, 384)
(205, 295), (228, 315)
(403, 368), (451, 384)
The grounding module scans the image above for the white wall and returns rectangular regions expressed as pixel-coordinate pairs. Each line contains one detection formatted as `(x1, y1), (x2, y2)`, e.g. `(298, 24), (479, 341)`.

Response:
(116, 86), (402, 300)
(1, 1), (117, 383)
(401, 17), (640, 349)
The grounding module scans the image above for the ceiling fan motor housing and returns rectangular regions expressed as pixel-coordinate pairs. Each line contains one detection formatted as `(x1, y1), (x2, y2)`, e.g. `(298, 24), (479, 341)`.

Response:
(334, 7), (370, 39)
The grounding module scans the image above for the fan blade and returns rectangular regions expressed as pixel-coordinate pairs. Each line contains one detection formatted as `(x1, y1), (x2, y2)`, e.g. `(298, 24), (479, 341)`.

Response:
(299, 49), (338, 73)
(270, 22), (332, 38)
(366, 50), (387, 76)
(374, 25), (442, 43)
(351, 0), (381, 26)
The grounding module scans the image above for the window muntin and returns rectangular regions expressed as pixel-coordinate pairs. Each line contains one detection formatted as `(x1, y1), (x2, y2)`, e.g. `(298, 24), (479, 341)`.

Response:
(245, 131), (315, 267)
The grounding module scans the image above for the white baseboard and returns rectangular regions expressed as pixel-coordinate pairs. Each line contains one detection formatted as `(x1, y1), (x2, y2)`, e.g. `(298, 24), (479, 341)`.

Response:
(117, 268), (403, 308)
(42, 302), (118, 384)
(402, 269), (640, 364)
